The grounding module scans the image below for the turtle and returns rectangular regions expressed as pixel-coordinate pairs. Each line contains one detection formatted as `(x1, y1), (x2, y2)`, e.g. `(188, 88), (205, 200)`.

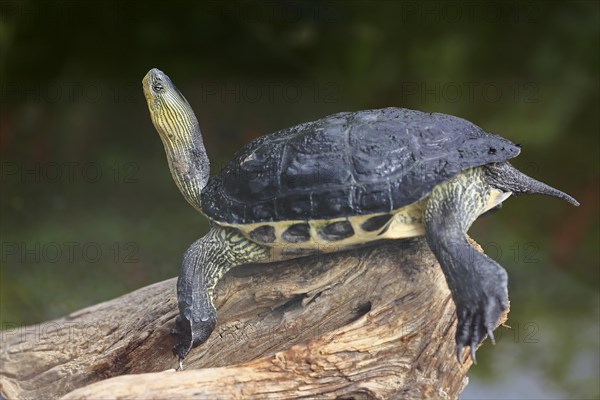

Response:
(142, 68), (579, 369)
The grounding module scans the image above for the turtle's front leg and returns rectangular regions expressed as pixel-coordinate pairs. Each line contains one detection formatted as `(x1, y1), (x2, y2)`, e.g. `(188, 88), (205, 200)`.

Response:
(423, 168), (509, 363)
(171, 226), (270, 367)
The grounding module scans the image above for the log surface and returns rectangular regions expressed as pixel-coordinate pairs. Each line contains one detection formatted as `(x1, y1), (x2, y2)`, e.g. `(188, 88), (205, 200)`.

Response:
(0, 238), (498, 399)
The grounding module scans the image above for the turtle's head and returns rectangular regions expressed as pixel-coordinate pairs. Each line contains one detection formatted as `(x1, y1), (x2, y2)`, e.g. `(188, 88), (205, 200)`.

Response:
(143, 68), (210, 212)
(143, 68), (193, 141)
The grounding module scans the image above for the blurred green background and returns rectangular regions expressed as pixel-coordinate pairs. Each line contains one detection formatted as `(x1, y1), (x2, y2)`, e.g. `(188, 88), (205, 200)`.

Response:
(1, 1), (598, 398)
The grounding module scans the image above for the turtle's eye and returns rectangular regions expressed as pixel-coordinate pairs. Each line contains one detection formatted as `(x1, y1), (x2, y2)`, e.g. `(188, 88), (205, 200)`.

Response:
(153, 82), (164, 93)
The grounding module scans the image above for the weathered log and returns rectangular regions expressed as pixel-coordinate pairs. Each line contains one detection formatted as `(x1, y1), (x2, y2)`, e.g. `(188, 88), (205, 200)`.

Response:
(0, 238), (505, 399)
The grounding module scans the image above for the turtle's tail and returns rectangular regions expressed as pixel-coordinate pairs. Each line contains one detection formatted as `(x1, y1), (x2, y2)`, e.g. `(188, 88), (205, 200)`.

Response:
(485, 162), (580, 206)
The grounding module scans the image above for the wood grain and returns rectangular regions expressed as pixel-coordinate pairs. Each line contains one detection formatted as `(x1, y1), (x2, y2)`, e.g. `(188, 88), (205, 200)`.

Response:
(1, 238), (504, 399)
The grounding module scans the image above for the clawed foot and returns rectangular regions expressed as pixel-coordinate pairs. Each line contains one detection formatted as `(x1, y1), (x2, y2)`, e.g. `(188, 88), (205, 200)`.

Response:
(170, 312), (217, 370)
(455, 289), (508, 364)
(171, 315), (193, 367)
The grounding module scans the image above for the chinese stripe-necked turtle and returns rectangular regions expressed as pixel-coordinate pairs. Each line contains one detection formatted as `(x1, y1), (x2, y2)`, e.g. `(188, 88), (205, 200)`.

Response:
(142, 68), (579, 368)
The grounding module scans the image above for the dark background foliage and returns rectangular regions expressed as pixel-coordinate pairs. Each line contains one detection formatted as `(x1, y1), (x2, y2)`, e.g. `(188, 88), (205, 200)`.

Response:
(1, 1), (598, 398)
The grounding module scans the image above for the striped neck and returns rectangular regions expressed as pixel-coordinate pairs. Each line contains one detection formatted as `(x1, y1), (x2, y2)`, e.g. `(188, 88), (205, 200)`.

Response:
(160, 119), (209, 212)
(144, 71), (210, 212)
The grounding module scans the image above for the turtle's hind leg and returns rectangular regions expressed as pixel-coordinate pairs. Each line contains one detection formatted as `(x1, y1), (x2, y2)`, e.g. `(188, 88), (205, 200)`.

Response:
(424, 167), (509, 363)
(172, 226), (270, 366)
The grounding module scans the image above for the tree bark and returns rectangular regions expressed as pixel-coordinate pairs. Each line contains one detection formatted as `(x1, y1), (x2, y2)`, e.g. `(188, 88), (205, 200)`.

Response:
(0, 238), (505, 399)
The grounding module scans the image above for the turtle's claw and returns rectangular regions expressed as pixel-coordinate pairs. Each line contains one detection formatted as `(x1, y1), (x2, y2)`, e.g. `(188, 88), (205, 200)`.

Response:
(470, 345), (477, 364)
(456, 343), (464, 364)
(454, 290), (507, 363)
(487, 325), (496, 345)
